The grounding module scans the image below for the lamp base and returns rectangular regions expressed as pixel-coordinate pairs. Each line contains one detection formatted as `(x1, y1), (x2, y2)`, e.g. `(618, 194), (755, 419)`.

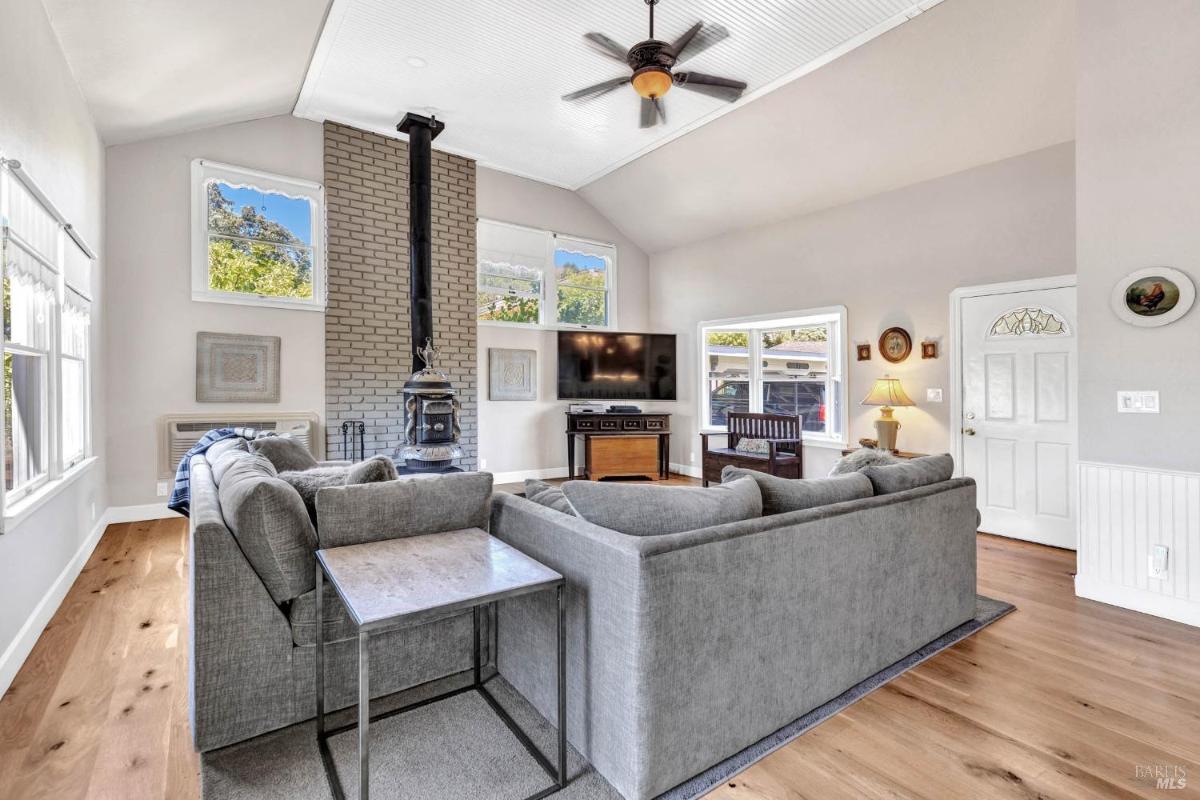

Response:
(874, 405), (901, 451)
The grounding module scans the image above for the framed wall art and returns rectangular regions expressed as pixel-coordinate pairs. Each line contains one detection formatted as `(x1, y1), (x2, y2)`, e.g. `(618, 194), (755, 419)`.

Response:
(196, 332), (281, 402)
(1111, 267), (1195, 327)
(489, 348), (537, 401)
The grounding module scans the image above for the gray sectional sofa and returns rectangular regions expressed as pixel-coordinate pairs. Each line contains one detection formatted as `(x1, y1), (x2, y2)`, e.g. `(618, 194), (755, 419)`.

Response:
(189, 439), (977, 800)
(492, 463), (978, 800)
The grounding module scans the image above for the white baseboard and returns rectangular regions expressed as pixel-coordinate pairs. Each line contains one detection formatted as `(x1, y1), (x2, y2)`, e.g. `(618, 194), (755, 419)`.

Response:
(0, 510), (109, 698)
(671, 462), (702, 479)
(490, 467), (571, 485)
(106, 502), (174, 523)
(1075, 573), (1200, 628)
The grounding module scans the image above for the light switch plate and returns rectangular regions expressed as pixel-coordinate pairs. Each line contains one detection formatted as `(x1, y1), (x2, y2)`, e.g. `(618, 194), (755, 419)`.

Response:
(926, 388), (943, 403)
(156, 480), (170, 497)
(1117, 390), (1160, 414)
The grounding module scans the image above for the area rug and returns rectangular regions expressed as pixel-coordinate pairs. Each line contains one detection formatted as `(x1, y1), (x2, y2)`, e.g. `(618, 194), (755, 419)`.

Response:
(202, 595), (1013, 800)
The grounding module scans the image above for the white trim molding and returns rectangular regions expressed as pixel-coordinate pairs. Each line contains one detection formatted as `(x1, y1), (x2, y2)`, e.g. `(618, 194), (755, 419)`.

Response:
(1076, 460), (1200, 628)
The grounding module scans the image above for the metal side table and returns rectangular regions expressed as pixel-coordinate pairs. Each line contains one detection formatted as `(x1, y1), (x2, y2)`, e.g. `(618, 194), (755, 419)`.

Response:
(315, 527), (567, 800)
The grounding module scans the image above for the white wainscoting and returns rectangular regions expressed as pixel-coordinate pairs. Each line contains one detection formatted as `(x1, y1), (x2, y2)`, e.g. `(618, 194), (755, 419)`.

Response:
(1076, 461), (1200, 627)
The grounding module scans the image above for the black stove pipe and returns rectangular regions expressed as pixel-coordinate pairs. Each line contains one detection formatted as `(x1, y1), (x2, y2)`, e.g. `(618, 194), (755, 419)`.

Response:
(396, 112), (446, 374)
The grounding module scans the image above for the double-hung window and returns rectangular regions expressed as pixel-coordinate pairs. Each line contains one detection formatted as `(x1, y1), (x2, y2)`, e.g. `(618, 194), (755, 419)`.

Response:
(700, 307), (847, 445)
(1, 158), (97, 513)
(477, 219), (615, 329)
(61, 239), (91, 469)
(191, 159), (325, 311)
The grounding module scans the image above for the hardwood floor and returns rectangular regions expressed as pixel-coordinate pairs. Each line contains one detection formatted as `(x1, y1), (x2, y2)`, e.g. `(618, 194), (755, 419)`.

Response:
(1, 504), (1197, 799)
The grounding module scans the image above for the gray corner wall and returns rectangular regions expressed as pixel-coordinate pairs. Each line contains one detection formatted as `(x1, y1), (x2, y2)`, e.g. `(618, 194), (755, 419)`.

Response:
(1077, 0), (1200, 473)
(323, 123), (478, 468)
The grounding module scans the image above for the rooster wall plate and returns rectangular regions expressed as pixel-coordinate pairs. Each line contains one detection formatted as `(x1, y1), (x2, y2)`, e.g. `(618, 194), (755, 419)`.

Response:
(1111, 267), (1195, 327)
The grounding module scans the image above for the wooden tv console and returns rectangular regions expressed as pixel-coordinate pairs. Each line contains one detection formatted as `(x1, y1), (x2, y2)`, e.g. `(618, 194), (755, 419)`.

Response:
(565, 412), (671, 481)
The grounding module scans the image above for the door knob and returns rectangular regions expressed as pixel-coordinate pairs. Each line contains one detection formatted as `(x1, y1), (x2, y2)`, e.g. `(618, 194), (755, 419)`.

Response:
(963, 427), (976, 436)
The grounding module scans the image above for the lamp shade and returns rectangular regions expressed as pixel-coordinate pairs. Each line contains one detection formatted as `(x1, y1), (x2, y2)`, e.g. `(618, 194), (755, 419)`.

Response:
(861, 376), (915, 407)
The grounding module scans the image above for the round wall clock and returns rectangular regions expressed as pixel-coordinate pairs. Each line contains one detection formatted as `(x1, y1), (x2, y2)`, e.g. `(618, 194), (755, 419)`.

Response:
(879, 327), (912, 363)
(1111, 266), (1195, 327)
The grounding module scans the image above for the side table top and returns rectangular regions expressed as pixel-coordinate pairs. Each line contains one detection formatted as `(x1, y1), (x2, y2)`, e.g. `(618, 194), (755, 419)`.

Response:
(317, 528), (562, 630)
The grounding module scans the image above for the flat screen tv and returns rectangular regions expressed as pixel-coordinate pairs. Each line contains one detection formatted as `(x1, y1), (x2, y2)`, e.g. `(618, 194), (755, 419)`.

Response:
(557, 331), (677, 401)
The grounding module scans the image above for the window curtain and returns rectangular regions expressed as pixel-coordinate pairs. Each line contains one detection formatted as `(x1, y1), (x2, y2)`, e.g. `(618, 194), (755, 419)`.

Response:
(4, 235), (57, 350)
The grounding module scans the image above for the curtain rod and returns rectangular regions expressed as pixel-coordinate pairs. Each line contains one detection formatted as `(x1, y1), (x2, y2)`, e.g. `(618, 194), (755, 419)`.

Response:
(1, 157), (97, 261)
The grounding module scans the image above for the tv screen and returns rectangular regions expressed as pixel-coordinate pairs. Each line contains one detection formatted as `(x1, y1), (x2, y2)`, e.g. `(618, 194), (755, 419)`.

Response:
(557, 331), (676, 401)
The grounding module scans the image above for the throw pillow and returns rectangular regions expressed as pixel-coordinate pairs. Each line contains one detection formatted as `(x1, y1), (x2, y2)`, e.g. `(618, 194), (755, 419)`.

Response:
(316, 471), (494, 548)
(206, 436), (249, 462)
(861, 454), (955, 495)
(523, 479), (575, 516)
(250, 435), (319, 473)
(828, 447), (900, 476)
(734, 438), (771, 455)
(345, 454), (399, 485)
(559, 476), (762, 536)
(721, 466), (873, 515)
(279, 466), (350, 526)
(217, 453), (316, 603)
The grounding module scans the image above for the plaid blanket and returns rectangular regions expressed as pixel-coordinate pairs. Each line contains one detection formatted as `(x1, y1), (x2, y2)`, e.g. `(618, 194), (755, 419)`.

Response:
(167, 427), (260, 517)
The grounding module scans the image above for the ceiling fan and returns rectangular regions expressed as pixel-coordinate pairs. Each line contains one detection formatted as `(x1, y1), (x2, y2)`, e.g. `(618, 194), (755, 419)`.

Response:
(561, 0), (748, 129)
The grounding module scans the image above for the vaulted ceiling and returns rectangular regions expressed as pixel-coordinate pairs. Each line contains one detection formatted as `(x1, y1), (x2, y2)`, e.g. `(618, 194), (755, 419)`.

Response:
(580, 0), (1075, 252)
(40, 0), (331, 145)
(40, 0), (1074, 254)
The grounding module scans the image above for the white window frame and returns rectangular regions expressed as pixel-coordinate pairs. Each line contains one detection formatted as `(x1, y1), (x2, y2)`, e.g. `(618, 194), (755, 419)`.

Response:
(191, 159), (326, 311)
(477, 218), (617, 331)
(0, 156), (98, 529)
(698, 306), (848, 447)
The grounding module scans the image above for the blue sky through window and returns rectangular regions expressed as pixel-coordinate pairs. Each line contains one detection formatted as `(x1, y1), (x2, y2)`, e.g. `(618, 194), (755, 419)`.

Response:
(219, 184), (312, 245)
(555, 249), (606, 272)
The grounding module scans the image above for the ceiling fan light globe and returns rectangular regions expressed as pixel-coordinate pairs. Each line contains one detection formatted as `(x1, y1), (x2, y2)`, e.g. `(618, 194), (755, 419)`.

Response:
(631, 67), (673, 99)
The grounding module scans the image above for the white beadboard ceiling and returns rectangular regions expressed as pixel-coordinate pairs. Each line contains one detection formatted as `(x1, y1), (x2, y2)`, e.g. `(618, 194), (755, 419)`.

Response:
(295, 0), (945, 188)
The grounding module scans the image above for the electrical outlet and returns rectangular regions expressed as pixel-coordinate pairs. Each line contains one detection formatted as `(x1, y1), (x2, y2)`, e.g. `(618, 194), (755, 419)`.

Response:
(156, 480), (170, 497)
(1149, 545), (1170, 578)
(479, 457), (487, 469)
(690, 451), (695, 463)
(926, 388), (943, 403)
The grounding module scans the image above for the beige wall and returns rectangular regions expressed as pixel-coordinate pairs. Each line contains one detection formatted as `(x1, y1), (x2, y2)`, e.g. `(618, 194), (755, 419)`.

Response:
(0, 0), (107, 692)
(475, 168), (651, 479)
(105, 115), (326, 506)
(647, 143), (1076, 476)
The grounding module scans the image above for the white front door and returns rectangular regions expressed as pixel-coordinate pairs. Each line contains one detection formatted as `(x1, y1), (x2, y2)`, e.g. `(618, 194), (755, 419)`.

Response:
(958, 284), (1077, 549)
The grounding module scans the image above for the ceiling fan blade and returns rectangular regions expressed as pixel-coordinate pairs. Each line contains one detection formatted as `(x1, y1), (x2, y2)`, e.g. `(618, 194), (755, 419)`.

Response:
(673, 23), (730, 65)
(583, 32), (630, 64)
(670, 21), (704, 58)
(639, 97), (659, 129)
(562, 77), (630, 102)
(673, 71), (747, 102)
(653, 97), (667, 125)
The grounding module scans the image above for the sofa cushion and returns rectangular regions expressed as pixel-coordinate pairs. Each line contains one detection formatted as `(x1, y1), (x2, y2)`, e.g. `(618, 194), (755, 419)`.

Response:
(721, 466), (873, 515)
(524, 479), (575, 516)
(287, 583), (358, 646)
(218, 454), (317, 603)
(560, 476), (762, 536)
(315, 471), (494, 548)
(211, 447), (255, 486)
(250, 435), (319, 473)
(861, 454), (955, 495)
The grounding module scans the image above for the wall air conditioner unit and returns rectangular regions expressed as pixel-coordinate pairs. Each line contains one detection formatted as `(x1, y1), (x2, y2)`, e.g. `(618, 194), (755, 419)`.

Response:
(158, 412), (322, 479)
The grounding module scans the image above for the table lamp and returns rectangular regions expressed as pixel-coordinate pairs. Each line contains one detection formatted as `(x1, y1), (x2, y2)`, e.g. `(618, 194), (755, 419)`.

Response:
(861, 375), (914, 452)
